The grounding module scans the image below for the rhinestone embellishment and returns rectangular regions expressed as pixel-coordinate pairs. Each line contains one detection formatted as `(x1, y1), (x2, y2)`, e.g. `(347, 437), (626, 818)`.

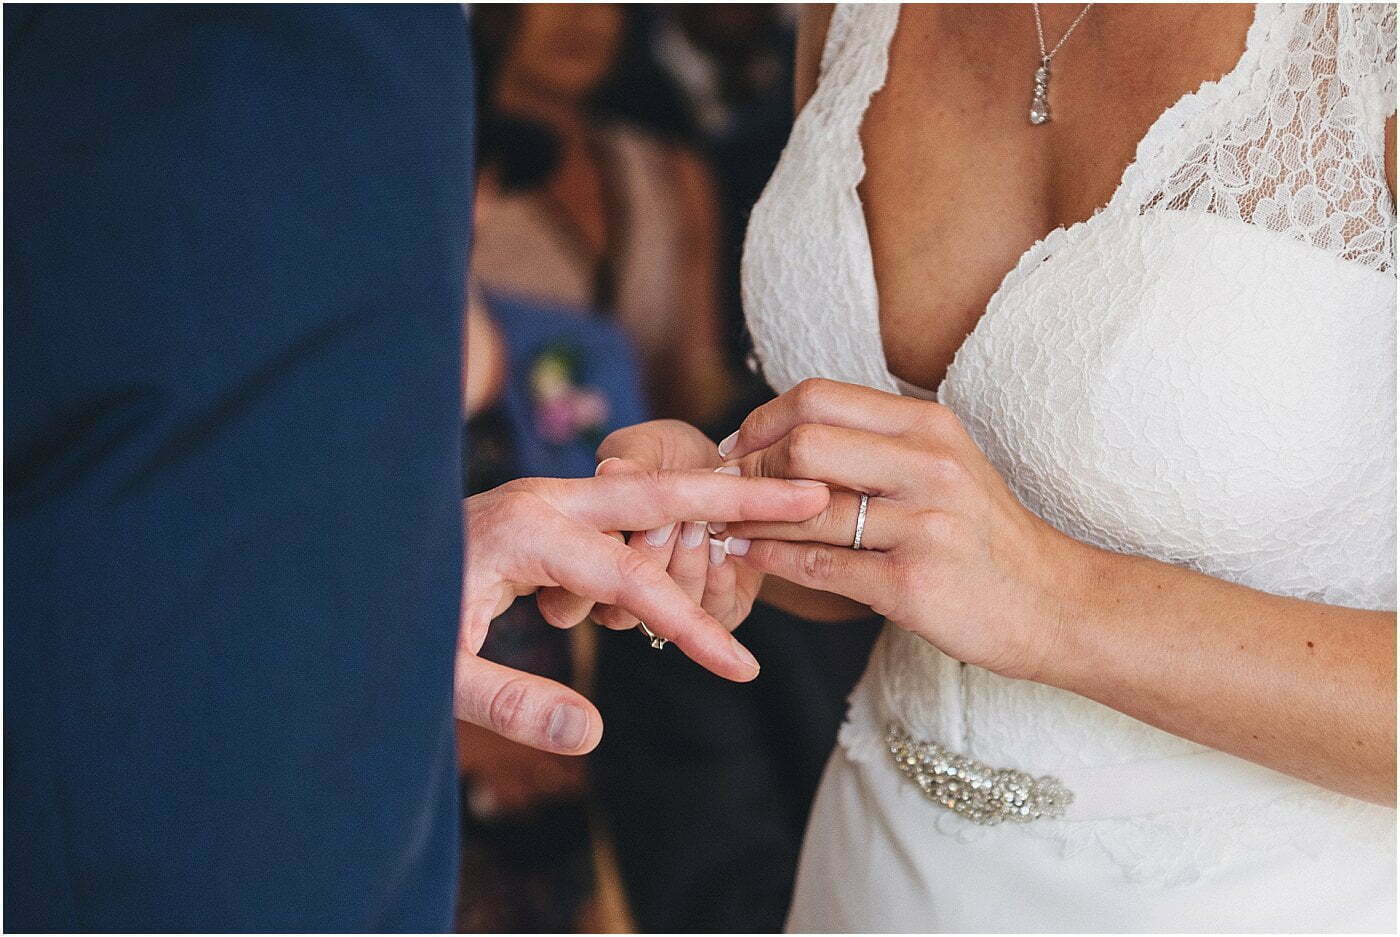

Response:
(886, 724), (1074, 825)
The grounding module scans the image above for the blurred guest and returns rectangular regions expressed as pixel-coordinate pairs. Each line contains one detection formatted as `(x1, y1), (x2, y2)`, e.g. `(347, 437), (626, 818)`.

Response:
(456, 283), (647, 933)
(470, 4), (737, 431)
(580, 8), (879, 932)
(636, 5), (798, 419)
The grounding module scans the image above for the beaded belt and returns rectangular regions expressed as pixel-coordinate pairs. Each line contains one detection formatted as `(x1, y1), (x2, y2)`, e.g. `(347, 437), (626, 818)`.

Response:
(886, 724), (1074, 825)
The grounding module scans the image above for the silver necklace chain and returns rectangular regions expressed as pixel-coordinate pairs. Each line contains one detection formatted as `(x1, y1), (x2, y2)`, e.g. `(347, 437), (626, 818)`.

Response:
(1029, 3), (1094, 125)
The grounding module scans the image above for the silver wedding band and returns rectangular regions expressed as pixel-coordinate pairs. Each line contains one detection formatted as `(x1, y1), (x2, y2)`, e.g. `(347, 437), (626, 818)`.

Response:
(852, 492), (870, 550)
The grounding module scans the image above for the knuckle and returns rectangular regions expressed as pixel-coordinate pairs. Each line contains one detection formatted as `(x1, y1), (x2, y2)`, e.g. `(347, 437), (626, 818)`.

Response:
(792, 377), (834, 416)
(614, 547), (661, 591)
(914, 509), (958, 545)
(799, 543), (839, 583)
(922, 452), (967, 484)
(494, 489), (543, 527)
(486, 677), (533, 736)
(919, 401), (960, 435)
(783, 423), (824, 474)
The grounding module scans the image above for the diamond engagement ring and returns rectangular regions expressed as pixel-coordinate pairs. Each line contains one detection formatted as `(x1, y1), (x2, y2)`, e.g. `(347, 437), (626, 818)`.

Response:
(638, 622), (667, 650)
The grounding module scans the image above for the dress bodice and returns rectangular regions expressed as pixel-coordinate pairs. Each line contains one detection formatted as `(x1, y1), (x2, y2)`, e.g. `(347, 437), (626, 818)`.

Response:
(741, 3), (1396, 883)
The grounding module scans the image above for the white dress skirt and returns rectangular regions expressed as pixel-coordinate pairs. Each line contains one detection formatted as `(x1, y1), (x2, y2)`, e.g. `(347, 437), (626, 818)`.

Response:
(739, 4), (1397, 931)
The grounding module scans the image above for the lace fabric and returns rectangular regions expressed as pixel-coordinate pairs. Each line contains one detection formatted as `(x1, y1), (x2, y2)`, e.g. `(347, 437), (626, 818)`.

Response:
(741, 2), (1397, 891)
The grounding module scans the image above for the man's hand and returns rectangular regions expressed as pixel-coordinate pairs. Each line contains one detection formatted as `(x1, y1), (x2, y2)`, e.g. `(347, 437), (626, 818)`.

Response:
(456, 470), (829, 755)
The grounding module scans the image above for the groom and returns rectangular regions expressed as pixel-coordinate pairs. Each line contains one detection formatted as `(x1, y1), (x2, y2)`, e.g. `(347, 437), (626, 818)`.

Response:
(4, 7), (825, 931)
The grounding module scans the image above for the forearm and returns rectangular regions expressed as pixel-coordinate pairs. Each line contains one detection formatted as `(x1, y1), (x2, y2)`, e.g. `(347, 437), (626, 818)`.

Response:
(1045, 540), (1396, 804)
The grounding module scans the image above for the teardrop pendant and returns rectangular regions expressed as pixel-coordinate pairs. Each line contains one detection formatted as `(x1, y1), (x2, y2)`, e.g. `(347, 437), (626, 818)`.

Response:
(1029, 60), (1051, 125)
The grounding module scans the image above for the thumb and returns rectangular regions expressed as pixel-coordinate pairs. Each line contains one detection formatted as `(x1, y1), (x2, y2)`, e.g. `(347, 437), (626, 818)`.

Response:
(594, 455), (647, 476)
(454, 652), (603, 755)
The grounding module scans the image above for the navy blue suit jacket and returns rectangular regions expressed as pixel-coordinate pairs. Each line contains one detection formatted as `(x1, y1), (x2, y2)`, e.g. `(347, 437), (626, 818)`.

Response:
(5, 6), (474, 930)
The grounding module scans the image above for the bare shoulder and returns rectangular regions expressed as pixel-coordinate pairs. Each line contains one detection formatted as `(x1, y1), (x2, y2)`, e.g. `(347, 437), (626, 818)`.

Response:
(795, 4), (837, 113)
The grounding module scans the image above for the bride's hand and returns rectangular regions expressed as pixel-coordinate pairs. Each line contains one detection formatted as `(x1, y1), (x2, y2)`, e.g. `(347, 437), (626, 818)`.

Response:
(721, 379), (1094, 680)
(535, 420), (770, 633)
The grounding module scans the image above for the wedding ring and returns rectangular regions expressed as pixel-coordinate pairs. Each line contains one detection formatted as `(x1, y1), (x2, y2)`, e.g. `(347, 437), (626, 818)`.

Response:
(638, 622), (668, 650)
(852, 492), (870, 550)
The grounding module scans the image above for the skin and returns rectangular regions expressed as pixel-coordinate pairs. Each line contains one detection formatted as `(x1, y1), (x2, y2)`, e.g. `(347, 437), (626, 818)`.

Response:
(592, 5), (1398, 803)
(493, 4), (736, 426)
(457, 470), (828, 755)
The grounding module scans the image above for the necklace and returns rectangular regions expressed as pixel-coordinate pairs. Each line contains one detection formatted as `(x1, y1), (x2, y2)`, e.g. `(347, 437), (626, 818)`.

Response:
(1030, 3), (1094, 125)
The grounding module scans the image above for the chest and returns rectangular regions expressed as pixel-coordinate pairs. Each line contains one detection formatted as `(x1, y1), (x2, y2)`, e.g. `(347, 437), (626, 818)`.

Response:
(858, 4), (1255, 392)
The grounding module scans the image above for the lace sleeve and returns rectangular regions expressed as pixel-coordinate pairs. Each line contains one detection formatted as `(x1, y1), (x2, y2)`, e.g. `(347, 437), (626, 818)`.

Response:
(1338, 3), (1396, 120)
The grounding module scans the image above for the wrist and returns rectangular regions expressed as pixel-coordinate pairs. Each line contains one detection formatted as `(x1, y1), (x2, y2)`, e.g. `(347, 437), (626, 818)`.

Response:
(1023, 532), (1127, 689)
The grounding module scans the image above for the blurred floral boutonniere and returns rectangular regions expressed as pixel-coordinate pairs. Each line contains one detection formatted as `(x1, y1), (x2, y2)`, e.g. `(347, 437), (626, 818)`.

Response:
(529, 342), (610, 447)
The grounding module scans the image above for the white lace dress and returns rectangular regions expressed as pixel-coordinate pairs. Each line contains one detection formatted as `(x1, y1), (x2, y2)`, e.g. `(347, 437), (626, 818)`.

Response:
(741, 4), (1397, 931)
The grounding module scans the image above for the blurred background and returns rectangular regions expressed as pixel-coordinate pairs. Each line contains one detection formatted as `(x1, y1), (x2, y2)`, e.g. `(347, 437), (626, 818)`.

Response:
(459, 4), (882, 932)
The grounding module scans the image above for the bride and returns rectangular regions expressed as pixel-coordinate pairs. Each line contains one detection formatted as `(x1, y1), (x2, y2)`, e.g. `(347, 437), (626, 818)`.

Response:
(580, 3), (1396, 930)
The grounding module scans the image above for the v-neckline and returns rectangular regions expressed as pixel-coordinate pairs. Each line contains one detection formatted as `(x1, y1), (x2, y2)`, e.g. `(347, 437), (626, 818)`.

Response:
(839, 2), (1275, 400)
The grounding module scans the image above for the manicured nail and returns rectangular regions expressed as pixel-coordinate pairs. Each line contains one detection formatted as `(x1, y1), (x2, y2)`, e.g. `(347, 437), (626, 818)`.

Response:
(707, 521), (728, 535)
(594, 457), (620, 476)
(787, 478), (827, 487)
(547, 703), (589, 750)
(709, 537), (726, 567)
(730, 637), (760, 675)
(725, 537), (751, 557)
(718, 431), (739, 458)
(645, 522), (676, 547)
(713, 464), (740, 476)
(680, 521), (706, 548)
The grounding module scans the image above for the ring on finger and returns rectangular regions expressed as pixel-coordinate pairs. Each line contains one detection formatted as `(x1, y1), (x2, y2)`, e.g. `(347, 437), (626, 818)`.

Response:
(851, 492), (870, 550)
(638, 622), (668, 650)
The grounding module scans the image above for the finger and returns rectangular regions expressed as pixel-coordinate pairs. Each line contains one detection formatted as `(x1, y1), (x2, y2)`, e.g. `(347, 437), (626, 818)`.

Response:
(597, 419), (719, 470)
(735, 538), (893, 610)
(719, 378), (938, 460)
(529, 469), (830, 531)
(701, 538), (740, 627)
(591, 530), (652, 631)
(731, 424), (929, 498)
(536, 528), (626, 628)
(454, 653), (603, 755)
(725, 489), (897, 550)
(669, 520), (711, 609)
(536, 517), (761, 681)
(536, 587), (596, 629)
(581, 462), (641, 629)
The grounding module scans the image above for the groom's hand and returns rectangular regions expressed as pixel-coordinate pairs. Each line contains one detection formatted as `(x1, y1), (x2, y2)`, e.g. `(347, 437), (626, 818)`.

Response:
(457, 470), (829, 754)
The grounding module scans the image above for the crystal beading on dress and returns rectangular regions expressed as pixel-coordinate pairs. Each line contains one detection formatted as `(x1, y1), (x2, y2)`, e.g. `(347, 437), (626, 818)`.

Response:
(886, 724), (1073, 824)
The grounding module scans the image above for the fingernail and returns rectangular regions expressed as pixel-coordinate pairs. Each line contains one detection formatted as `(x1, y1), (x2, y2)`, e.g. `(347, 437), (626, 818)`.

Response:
(718, 431), (739, 458)
(709, 537), (726, 567)
(725, 536), (751, 557)
(680, 521), (706, 548)
(730, 636), (760, 675)
(547, 704), (589, 750)
(594, 457), (620, 476)
(645, 522), (676, 547)
(787, 478), (827, 487)
(707, 521), (728, 535)
(713, 464), (740, 476)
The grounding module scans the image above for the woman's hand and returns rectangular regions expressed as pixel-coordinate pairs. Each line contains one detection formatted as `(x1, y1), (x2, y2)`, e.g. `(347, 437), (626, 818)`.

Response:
(534, 420), (770, 634)
(721, 379), (1093, 680)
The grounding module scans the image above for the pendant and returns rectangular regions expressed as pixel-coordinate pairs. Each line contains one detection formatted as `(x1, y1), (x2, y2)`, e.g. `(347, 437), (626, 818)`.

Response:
(1029, 59), (1051, 125)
